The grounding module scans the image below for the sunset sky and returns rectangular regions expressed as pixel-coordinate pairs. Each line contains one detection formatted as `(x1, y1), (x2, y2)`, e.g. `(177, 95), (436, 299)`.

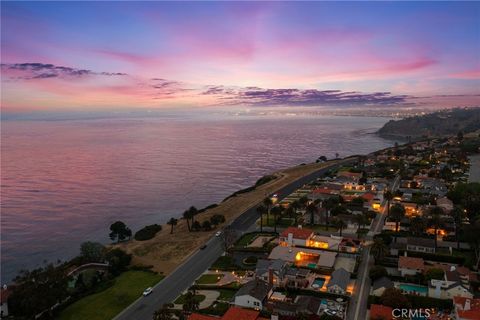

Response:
(1, 1), (479, 115)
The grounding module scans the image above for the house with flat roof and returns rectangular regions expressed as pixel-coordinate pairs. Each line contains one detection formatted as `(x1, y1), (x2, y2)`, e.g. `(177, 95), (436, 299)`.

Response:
(406, 237), (436, 254)
(327, 268), (350, 295)
(268, 246), (337, 269)
(234, 279), (273, 310)
(371, 276), (394, 296)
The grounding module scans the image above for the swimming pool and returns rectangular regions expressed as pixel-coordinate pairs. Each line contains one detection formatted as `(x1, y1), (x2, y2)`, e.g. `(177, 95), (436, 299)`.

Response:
(307, 263), (317, 269)
(311, 277), (326, 289)
(398, 284), (428, 296)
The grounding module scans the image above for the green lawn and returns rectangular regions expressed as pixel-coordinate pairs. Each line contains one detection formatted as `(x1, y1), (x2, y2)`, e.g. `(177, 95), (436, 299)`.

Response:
(217, 289), (238, 301)
(58, 271), (163, 320)
(235, 232), (259, 247)
(196, 274), (224, 284)
(174, 293), (206, 305)
(259, 215), (295, 227)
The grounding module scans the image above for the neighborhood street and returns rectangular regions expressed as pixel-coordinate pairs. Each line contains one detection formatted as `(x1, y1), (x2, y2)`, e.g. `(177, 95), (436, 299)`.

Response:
(114, 160), (352, 320)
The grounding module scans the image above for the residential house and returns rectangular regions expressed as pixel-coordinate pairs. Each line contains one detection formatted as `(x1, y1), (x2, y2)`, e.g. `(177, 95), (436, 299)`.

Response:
(279, 227), (314, 247)
(327, 268), (350, 295)
(370, 304), (394, 320)
(268, 246), (337, 269)
(234, 279), (273, 310)
(429, 266), (473, 299)
(371, 276), (394, 296)
(188, 306), (264, 320)
(255, 259), (287, 286)
(406, 237), (436, 254)
(283, 266), (310, 288)
(453, 296), (480, 320)
(339, 237), (362, 253)
(398, 256), (424, 277)
(295, 295), (327, 316)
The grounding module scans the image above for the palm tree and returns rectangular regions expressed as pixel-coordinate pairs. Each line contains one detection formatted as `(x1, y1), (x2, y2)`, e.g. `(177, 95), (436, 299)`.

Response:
(355, 214), (368, 239)
(429, 206), (444, 251)
(183, 209), (192, 231)
(332, 218), (347, 236)
(189, 206), (198, 225)
(290, 200), (300, 225)
(323, 197), (338, 230)
(306, 203), (317, 225)
(410, 216), (426, 237)
(271, 206), (283, 233)
(384, 190), (393, 217)
(451, 206), (465, 250)
(390, 204), (406, 240)
(263, 197), (273, 225)
(153, 303), (174, 320)
(256, 205), (267, 232)
(370, 238), (389, 263)
(167, 217), (178, 234)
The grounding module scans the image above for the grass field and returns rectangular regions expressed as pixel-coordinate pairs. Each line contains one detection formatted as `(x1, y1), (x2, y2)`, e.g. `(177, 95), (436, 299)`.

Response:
(196, 274), (224, 284)
(58, 271), (163, 320)
(174, 293), (206, 304)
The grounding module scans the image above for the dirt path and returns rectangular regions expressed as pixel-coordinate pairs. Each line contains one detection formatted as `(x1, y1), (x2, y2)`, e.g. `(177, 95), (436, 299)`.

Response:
(115, 160), (344, 275)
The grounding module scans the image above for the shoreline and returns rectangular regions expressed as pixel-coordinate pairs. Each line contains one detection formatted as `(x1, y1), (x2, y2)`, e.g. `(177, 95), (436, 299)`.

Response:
(115, 159), (352, 276)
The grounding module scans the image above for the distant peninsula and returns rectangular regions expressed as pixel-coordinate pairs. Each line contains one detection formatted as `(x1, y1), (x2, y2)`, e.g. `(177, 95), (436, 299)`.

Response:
(377, 107), (480, 140)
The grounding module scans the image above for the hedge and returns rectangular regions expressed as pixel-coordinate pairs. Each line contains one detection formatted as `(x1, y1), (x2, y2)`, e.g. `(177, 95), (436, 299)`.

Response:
(134, 224), (162, 241)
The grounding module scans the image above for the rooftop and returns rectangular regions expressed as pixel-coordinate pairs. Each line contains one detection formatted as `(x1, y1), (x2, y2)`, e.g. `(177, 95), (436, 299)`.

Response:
(398, 256), (425, 270)
(280, 226), (314, 240)
(370, 304), (394, 320)
(454, 296), (480, 320)
(234, 279), (272, 301)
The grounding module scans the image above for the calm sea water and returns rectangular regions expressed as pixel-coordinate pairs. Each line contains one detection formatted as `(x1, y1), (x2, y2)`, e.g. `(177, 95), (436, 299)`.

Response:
(1, 113), (393, 282)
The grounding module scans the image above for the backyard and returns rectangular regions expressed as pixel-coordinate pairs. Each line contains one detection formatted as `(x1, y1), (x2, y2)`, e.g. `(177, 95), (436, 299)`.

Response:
(57, 271), (163, 320)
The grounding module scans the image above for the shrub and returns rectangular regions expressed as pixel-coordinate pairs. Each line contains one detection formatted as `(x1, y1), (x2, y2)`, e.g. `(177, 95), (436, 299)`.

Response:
(134, 224), (162, 241)
(255, 175), (277, 187)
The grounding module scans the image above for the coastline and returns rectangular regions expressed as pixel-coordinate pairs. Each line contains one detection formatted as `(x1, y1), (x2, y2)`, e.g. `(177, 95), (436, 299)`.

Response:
(115, 159), (350, 276)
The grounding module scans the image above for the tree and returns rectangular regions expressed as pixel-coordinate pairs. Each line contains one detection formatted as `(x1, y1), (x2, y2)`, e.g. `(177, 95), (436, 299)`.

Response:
(80, 241), (106, 263)
(263, 197), (273, 225)
(256, 205), (267, 232)
(220, 226), (237, 253)
(332, 218), (347, 236)
(153, 303), (175, 320)
(290, 200), (300, 225)
(182, 290), (199, 315)
(109, 221), (132, 243)
(355, 214), (369, 238)
(380, 288), (410, 309)
(306, 202), (317, 225)
(390, 204), (406, 241)
(370, 238), (388, 263)
(189, 206), (198, 225)
(210, 214), (225, 226)
(451, 206), (466, 250)
(384, 190), (393, 217)
(271, 206), (283, 233)
(167, 218), (178, 234)
(323, 197), (339, 229)
(425, 268), (445, 281)
(369, 266), (388, 282)
(409, 216), (426, 237)
(9, 264), (69, 319)
(105, 248), (132, 275)
(429, 206), (444, 251)
(202, 220), (212, 231)
(183, 209), (193, 231)
(191, 220), (201, 231)
(463, 221), (480, 269)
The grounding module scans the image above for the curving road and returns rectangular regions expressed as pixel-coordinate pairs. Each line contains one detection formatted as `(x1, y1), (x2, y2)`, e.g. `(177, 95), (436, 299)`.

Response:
(114, 159), (355, 320)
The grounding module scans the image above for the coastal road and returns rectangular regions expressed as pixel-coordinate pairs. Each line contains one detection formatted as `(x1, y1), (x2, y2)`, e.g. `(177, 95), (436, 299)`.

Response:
(114, 159), (356, 320)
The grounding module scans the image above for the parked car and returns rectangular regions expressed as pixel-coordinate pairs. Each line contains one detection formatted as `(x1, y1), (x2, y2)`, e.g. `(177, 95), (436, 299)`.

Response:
(143, 287), (153, 296)
(215, 231), (222, 237)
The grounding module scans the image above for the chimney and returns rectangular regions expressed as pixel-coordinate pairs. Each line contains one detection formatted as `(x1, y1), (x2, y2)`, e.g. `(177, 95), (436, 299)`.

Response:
(298, 225), (302, 229)
(287, 233), (293, 246)
(465, 299), (471, 311)
(268, 268), (274, 286)
(404, 251), (408, 257)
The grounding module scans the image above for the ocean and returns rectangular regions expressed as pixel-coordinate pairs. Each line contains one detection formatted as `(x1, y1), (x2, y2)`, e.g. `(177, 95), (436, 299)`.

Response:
(1, 112), (394, 282)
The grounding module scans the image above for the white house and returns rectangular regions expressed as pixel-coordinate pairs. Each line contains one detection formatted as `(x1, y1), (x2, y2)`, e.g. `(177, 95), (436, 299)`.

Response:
(234, 279), (273, 310)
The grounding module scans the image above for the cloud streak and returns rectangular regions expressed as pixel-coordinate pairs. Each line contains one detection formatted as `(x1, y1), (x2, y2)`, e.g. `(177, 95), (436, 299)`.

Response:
(1, 63), (127, 80)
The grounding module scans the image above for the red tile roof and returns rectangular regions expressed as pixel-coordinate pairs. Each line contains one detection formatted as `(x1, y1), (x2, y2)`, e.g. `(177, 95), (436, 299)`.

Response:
(454, 296), (480, 320)
(362, 192), (376, 201)
(370, 304), (394, 320)
(398, 256), (424, 270)
(188, 314), (218, 320)
(280, 227), (314, 240)
(221, 307), (259, 320)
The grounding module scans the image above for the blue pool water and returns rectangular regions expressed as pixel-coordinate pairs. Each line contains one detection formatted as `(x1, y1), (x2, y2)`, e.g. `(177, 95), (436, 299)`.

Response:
(399, 284), (428, 295)
(312, 277), (326, 288)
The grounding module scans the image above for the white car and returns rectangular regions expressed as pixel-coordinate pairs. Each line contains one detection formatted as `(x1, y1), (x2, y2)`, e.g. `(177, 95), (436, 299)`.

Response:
(215, 231), (222, 237)
(142, 287), (153, 296)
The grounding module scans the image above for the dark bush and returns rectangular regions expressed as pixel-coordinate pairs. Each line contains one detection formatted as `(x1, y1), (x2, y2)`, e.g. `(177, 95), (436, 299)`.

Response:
(255, 175), (277, 187)
(134, 224), (162, 241)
